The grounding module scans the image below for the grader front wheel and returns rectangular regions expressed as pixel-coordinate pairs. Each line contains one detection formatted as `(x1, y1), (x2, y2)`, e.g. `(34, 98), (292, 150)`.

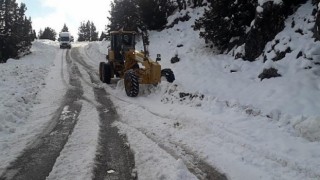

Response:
(103, 63), (112, 84)
(161, 68), (175, 83)
(100, 62), (112, 84)
(124, 70), (139, 97)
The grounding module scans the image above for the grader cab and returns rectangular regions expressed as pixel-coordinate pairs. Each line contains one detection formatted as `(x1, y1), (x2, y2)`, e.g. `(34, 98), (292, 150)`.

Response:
(99, 30), (175, 97)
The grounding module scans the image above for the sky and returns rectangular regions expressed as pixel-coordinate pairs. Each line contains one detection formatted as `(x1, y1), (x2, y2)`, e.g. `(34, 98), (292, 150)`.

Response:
(19, 0), (112, 39)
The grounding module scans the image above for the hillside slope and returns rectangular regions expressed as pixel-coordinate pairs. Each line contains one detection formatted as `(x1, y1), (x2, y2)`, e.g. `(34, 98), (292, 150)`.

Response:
(143, 0), (320, 142)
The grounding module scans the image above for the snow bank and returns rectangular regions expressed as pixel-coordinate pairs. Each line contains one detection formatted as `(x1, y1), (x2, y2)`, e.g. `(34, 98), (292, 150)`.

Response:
(0, 40), (60, 173)
(0, 40), (57, 134)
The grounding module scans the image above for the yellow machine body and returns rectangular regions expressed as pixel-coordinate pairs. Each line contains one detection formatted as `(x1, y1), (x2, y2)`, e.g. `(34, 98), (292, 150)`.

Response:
(107, 31), (162, 85)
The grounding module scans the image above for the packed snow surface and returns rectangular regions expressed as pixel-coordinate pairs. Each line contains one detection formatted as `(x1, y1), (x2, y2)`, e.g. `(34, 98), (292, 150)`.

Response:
(1, 1), (320, 180)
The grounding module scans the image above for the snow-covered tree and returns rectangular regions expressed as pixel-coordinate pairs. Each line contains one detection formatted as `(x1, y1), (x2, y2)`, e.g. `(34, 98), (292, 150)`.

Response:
(107, 0), (175, 32)
(38, 29), (43, 39)
(193, 0), (307, 59)
(78, 20), (98, 41)
(39, 27), (57, 41)
(78, 22), (87, 41)
(194, 0), (256, 51)
(61, 23), (69, 32)
(107, 0), (140, 32)
(192, 0), (204, 7)
(99, 31), (108, 41)
(244, 0), (307, 60)
(137, 0), (175, 30)
(176, 0), (187, 10)
(90, 22), (98, 41)
(0, 0), (34, 63)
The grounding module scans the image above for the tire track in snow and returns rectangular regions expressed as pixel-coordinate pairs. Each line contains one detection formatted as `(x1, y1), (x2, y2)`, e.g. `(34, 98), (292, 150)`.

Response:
(0, 49), (83, 180)
(60, 49), (69, 87)
(114, 109), (228, 180)
(69, 48), (136, 180)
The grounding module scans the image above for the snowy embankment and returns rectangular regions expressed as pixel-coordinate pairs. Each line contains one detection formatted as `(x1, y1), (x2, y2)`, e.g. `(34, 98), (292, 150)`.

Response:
(0, 40), (58, 172)
(146, 2), (320, 141)
(85, 1), (320, 179)
(0, 40), (56, 133)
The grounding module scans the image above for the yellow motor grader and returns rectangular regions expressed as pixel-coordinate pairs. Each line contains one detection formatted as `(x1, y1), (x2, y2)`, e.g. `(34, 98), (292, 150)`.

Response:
(99, 30), (175, 97)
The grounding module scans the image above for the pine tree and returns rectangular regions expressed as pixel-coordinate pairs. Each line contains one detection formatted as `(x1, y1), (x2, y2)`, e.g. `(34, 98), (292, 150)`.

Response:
(90, 22), (98, 41)
(77, 20), (98, 41)
(39, 27), (57, 41)
(137, 0), (173, 30)
(0, 0), (34, 63)
(99, 32), (108, 41)
(176, 0), (186, 10)
(194, 0), (256, 51)
(244, 1), (299, 60)
(107, 0), (140, 31)
(243, 1), (306, 60)
(193, 0), (203, 7)
(107, 0), (176, 32)
(0, 0), (5, 61)
(15, 4), (33, 56)
(283, 0), (307, 11)
(85, 21), (90, 41)
(61, 23), (69, 32)
(1, 0), (19, 61)
(32, 30), (36, 40)
(77, 22), (86, 42)
(38, 29), (43, 39)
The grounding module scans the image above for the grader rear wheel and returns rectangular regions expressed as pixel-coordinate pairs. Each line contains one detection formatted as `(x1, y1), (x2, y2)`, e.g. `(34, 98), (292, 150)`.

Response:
(124, 70), (139, 97)
(99, 62), (105, 81)
(103, 63), (112, 84)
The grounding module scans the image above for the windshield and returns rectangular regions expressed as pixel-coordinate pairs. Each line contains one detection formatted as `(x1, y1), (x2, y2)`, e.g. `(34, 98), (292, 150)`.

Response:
(61, 37), (69, 41)
(122, 34), (134, 46)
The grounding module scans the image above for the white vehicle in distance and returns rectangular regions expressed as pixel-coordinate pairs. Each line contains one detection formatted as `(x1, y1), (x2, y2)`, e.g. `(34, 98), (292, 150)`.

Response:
(58, 32), (72, 49)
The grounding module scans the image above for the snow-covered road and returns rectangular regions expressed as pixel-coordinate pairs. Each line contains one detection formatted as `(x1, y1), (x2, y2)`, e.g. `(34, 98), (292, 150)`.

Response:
(2, 12), (320, 179)
(0, 42), (228, 180)
(0, 44), (135, 180)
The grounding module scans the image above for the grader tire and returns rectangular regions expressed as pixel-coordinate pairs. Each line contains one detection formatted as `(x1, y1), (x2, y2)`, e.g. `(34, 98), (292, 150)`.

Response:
(99, 62), (105, 81)
(104, 63), (112, 84)
(161, 68), (175, 83)
(124, 70), (139, 97)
